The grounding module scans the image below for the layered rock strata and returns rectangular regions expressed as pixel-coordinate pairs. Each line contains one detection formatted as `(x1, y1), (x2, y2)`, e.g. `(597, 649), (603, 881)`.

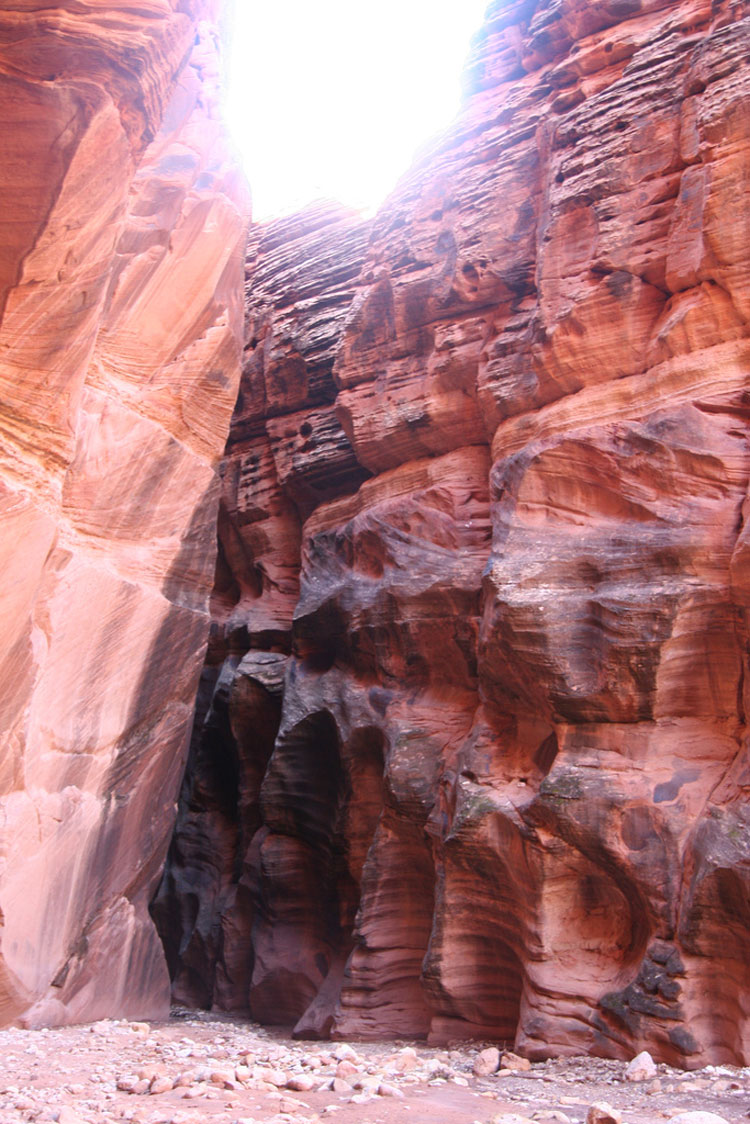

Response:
(158, 0), (750, 1068)
(0, 0), (248, 1026)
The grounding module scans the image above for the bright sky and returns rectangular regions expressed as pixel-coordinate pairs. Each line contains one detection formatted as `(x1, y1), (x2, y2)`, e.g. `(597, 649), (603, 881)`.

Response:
(225, 0), (489, 221)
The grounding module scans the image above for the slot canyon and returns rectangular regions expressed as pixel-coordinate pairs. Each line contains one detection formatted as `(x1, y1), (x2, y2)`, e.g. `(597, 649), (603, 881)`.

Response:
(2, 0), (750, 1092)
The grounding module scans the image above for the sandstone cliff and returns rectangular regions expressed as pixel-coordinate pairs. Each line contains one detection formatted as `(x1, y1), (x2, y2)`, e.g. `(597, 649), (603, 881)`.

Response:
(157, 0), (750, 1067)
(0, 0), (248, 1026)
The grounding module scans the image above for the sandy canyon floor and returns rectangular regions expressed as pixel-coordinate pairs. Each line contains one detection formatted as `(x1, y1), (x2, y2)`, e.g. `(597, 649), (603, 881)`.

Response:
(0, 1011), (747, 1124)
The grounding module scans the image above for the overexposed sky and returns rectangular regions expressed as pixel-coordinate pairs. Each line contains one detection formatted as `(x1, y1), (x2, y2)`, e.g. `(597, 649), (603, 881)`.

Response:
(225, 0), (488, 221)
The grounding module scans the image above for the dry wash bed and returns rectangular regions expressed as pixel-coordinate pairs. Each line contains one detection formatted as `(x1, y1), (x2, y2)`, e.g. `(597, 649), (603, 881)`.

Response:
(0, 1011), (746, 1124)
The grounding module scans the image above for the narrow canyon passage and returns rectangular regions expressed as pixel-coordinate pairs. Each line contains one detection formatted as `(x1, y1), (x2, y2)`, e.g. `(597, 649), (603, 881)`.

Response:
(0, 0), (750, 1077)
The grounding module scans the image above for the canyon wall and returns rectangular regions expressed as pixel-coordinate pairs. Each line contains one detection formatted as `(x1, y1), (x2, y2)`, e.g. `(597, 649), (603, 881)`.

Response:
(156, 0), (750, 1067)
(0, 0), (248, 1026)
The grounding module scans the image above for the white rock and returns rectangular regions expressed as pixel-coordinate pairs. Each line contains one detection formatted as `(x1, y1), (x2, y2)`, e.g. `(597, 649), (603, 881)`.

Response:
(666, 1115), (731, 1124)
(624, 1050), (657, 1082)
(332, 1044), (358, 1062)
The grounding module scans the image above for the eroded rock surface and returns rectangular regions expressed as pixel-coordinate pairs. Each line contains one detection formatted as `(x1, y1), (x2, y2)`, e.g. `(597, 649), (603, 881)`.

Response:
(0, 0), (248, 1026)
(158, 0), (750, 1068)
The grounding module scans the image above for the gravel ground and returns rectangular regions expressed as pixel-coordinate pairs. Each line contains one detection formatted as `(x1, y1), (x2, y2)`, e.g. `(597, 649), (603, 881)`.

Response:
(0, 1010), (746, 1124)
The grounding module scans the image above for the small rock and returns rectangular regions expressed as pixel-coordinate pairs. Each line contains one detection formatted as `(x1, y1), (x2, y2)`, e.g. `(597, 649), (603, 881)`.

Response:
(331, 1077), (352, 1094)
(473, 1047), (501, 1077)
(116, 1075), (140, 1092)
(174, 1070), (198, 1088)
(280, 1096), (309, 1112)
(624, 1051), (657, 1082)
(149, 1075), (174, 1095)
(210, 1067), (238, 1088)
(501, 1052), (532, 1072)
(335, 1060), (358, 1079)
(377, 1082), (405, 1099)
(490, 1115), (536, 1124)
(355, 1075), (381, 1092)
(666, 1115), (731, 1124)
(332, 1044), (358, 1063)
(256, 1067), (288, 1087)
(387, 1047), (419, 1074)
(586, 1103), (622, 1124)
(287, 1075), (317, 1092)
(57, 1110), (86, 1124)
(181, 1084), (207, 1099)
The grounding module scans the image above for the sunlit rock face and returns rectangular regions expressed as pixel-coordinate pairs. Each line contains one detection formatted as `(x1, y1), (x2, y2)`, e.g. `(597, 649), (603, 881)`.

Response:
(158, 0), (750, 1066)
(0, 0), (248, 1026)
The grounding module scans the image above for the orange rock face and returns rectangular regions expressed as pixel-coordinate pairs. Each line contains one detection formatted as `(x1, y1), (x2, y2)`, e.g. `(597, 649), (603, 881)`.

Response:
(160, 0), (750, 1066)
(0, 1), (248, 1026)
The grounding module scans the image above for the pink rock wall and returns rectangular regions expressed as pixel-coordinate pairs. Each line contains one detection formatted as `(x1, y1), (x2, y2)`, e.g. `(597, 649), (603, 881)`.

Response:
(158, 0), (750, 1068)
(0, 0), (248, 1026)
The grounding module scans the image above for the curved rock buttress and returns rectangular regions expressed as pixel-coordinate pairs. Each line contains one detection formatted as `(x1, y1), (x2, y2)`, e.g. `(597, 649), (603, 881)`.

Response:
(0, 1), (249, 1026)
(159, 0), (750, 1067)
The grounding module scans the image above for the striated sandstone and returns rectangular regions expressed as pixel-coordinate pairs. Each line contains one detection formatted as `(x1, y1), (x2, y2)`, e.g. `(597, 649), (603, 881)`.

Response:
(158, 0), (750, 1070)
(0, 0), (248, 1026)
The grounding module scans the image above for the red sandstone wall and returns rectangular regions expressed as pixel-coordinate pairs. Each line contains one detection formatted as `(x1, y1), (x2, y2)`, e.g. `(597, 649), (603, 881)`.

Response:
(158, 0), (750, 1067)
(0, 0), (249, 1026)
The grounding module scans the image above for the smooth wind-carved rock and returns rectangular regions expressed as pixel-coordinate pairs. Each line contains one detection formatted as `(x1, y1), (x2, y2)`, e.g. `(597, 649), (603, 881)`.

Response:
(0, 0), (248, 1026)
